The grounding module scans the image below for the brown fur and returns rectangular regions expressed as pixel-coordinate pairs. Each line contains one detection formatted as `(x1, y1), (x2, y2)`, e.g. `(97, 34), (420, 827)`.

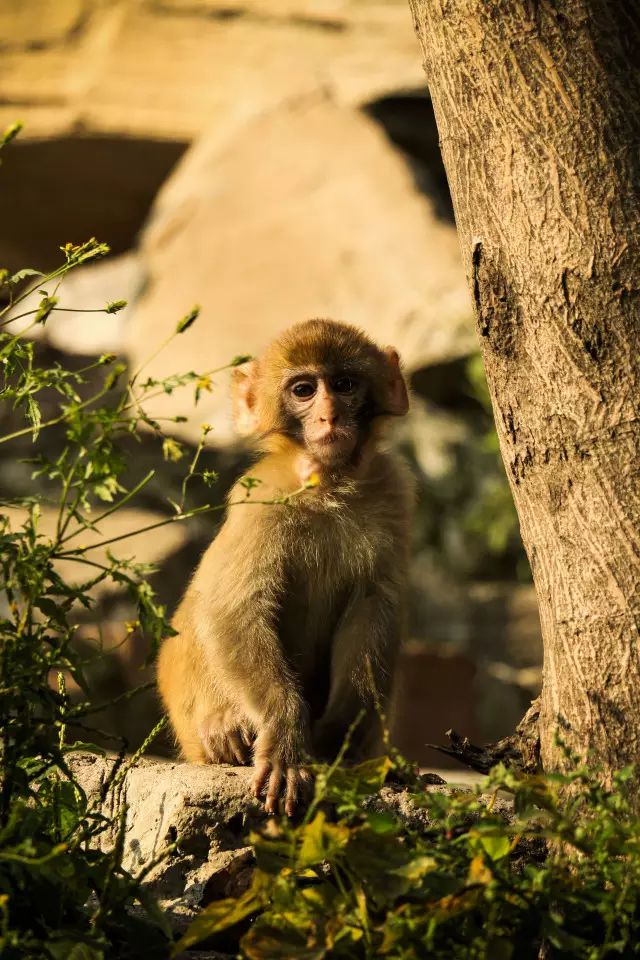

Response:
(157, 319), (414, 814)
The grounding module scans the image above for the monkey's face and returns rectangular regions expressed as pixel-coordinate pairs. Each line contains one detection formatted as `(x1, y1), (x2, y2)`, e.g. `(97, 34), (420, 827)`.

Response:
(231, 320), (410, 466)
(282, 368), (368, 467)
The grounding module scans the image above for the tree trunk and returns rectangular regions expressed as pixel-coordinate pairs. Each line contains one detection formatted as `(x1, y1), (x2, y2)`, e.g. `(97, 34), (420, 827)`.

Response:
(408, 0), (640, 780)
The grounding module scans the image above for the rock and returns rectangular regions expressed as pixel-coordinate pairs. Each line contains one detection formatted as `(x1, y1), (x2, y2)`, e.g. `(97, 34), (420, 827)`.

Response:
(0, 0), (425, 142)
(66, 751), (479, 924)
(127, 96), (472, 444)
(67, 753), (266, 921)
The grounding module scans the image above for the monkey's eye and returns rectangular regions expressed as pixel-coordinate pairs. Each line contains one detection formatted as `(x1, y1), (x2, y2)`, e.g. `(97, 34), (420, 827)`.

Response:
(332, 376), (357, 394)
(291, 381), (316, 399)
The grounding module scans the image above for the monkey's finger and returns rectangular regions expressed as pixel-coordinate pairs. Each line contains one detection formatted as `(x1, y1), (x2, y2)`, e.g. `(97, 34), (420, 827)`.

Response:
(228, 731), (250, 765)
(264, 765), (284, 815)
(284, 767), (301, 817)
(298, 767), (315, 801)
(299, 766), (314, 785)
(252, 760), (272, 799)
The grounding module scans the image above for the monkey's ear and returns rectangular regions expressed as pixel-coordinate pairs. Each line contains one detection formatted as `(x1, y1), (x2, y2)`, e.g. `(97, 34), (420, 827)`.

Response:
(381, 347), (409, 416)
(232, 361), (260, 436)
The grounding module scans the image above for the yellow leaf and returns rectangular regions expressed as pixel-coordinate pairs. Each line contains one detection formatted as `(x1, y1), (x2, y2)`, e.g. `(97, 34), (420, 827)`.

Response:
(173, 876), (266, 955)
(467, 855), (493, 885)
(298, 811), (350, 866)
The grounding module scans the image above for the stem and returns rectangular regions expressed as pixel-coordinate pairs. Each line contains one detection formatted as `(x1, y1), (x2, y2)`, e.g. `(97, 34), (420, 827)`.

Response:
(55, 460), (77, 541)
(0, 383), (112, 445)
(57, 470), (156, 547)
(56, 489), (308, 558)
(180, 436), (207, 509)
(0, 262), (74, 321)
(57, 503), (223, 556)
(120, 361), (237, 415)
(129, 329), (178, 391)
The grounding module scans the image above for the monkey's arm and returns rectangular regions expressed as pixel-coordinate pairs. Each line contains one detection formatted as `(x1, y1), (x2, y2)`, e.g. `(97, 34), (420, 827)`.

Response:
(190, 506), (311, 813)
(313, 573), (404, 761)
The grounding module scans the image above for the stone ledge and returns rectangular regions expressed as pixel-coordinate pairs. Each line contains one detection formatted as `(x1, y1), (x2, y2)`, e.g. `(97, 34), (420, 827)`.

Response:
(68, 753), (266, 923)
(67, 752), (456, 926)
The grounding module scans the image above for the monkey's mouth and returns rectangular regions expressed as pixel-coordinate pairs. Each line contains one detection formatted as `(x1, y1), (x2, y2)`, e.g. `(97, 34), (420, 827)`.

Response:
(313, 431), (354, 447)
(310, 433), (358, 464)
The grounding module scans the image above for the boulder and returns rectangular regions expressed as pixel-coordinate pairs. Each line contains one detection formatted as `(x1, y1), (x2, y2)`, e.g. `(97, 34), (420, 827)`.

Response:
(68, 753), (264, 923)
(127, 96), (473, 444)
(0, 0), (425, 142)
(66, 752), (459, 925)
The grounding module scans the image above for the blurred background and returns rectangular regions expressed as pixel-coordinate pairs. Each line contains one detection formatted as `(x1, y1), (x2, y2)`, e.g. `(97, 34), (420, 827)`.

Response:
(0, 0), (541, 767)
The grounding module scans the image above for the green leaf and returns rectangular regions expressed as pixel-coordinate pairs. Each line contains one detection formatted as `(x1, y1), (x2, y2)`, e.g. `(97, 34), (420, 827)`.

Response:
(478, 832), (511, 861)
(298, 812), (350, 867)
(9, 267), (44, 284)
(173, 878), (266, 954)
(366, 811), (398, 835)
(49, 943), (104, 960)
(242, 921), (327, 960)
(26, 395), (42, 440)
(104, 361), (126, 389)
(391, 855), (438, 880)
(239, 475), (262, 493)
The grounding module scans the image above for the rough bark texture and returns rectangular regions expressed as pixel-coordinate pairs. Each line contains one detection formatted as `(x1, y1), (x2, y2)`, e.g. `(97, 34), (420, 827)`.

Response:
(408, 0), (640, 777)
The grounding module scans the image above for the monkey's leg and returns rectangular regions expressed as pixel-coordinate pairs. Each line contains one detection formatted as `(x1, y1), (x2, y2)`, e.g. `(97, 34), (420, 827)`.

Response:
(197, 710), (254, 765)
(157, 630), (253, 764)
(313, 590), (401, 761)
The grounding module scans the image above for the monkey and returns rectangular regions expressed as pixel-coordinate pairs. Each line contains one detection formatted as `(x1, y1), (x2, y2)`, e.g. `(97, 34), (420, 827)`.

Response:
(157, 318), (414, 815)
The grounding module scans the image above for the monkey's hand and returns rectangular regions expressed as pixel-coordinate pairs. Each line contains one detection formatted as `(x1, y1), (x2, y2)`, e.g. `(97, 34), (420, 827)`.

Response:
(252, 729), (313, 817)
(198, 711), (254, 765)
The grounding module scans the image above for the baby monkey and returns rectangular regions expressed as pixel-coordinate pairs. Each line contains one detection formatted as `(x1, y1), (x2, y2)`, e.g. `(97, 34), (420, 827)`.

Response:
(157, 319), (413, 814)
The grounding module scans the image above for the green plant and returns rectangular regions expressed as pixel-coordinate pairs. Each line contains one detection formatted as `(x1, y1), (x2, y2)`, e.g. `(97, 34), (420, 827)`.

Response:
(176, 753), (640, 959)
(0, 122), (248, 957)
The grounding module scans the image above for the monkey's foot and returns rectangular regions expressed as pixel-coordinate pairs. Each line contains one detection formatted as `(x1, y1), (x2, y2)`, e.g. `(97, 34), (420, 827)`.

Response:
(252, 759), (313, 817)
(198, 715), (254, 765)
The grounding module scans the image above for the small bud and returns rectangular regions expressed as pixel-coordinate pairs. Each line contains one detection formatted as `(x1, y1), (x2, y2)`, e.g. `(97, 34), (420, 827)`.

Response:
(162, 438), (184, 462)
(201, 423), (212, 434)
(202, 469), (219, 486)
(99, 353), (117, 365)
(104, 362), (127, 389)
(239, 476), (262, 492)
(231, 354), (253, 367)
(305, 472), (321, 489)
(176, 306), (200, 334)
(105, 299), (127, 314)
(1, 121), (23, 146)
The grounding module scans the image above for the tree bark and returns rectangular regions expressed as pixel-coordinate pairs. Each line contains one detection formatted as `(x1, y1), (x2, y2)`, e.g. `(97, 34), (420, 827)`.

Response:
(408, 0), (640, 779)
